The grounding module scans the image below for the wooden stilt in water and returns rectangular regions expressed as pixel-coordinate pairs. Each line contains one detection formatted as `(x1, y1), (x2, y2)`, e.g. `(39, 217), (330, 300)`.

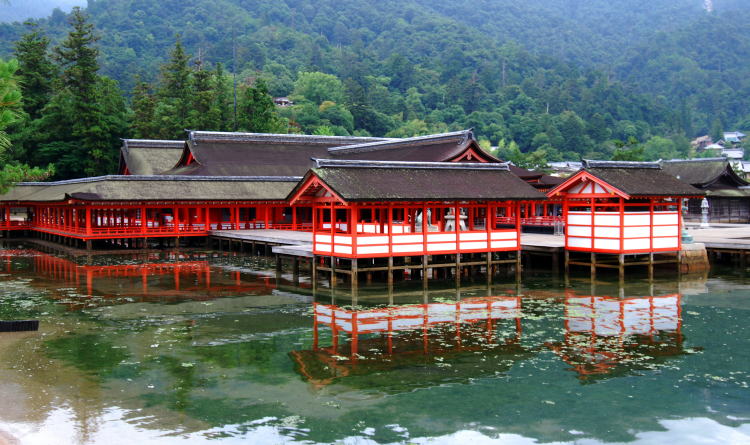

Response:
(387, 256), (393, 288)
(293, 257), (300, 285)
(515, 251), (522, 283)
(351, 258), (358, 294)
(311, 255), (318, 294)
(649, 252), (654, 281)
(590, 252), (597, 280)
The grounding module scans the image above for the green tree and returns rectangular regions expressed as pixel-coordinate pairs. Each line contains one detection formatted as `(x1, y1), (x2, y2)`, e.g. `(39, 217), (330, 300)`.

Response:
(130, 78), (158, 139)
(155, 38), (192, 139)
(237, 79), (284, 133)
(0, 59), (22, 152)
(0, 58), (53, 192)
(188, 59), (220, 131)
(36, 7), (127, 178)
(212, 63), (232, 132)
(293, 72), (345, 105)
(558, 110), (590, 154)
(611, 137), (645, 161)
(13, 21), (56, 120)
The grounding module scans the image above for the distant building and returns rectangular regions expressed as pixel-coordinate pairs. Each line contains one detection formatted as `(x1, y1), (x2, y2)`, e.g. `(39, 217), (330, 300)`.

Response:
(723, 131), (746, 144)
(721, 147), (744, 160)
(273, 97), (294, 107)
(662, 158), (750, 223)
(547, 161), (582, 175)
(691, 135), (713, 151)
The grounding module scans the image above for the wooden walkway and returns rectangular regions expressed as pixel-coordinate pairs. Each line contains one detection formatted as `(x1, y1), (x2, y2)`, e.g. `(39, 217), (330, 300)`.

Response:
(686, 224), (750, 250)
(210, 229), (566, 258)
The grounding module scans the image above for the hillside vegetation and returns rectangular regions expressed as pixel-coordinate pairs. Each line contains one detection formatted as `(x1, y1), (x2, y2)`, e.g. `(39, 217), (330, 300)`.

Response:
(0, 0), (749, 179)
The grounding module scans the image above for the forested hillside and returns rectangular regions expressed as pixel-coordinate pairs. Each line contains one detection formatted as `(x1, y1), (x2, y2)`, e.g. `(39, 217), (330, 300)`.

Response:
(0, 0), (749, 180)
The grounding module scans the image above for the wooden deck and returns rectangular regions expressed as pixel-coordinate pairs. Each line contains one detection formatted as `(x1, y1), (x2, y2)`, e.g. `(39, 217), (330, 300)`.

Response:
(210, 229), (566, 258)
(686, 224), (750, 250)
(210, 226), (750, 259)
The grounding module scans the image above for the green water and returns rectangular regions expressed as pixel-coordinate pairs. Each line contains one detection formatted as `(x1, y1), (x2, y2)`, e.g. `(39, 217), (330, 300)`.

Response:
(0, 247), (748, 445)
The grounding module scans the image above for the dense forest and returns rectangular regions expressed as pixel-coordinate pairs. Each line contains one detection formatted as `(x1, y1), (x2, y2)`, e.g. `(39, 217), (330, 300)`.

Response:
(0, 0), (749, 180)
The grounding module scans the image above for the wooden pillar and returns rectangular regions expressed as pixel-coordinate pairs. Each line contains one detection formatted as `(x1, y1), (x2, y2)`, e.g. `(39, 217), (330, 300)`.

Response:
(330, 256), (336, 289)
(293, 257), (300, 285)
(173, 206), (180, 235)
(387, 256), (393, 288)
(312, 255), (318, 294)
(85, 208), (92, 236)
(649, 252), (655, 281)
(590, 252), (597, 280)
(351, 258), (358, 293)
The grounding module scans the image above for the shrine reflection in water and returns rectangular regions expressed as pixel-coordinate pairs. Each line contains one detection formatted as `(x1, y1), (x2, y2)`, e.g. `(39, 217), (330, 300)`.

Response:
(0, 246), (747, 445)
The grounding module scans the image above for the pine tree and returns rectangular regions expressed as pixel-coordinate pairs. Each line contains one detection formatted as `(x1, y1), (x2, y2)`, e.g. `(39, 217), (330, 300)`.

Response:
(238, 79), (284, 133)
(0, 58), (53, 192)
(212, 63), (232, 131)
(131, 77), (158, 139)
(13, 21), (56, 120)
(36, 7), (127, 178)
(155, 38), (192, 139)
(188, 58), (219, 131)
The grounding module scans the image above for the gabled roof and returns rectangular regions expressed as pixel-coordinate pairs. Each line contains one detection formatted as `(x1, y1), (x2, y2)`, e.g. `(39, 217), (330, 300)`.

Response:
(161, 130), (503, 177)
(288, 159), (546, 203)
(0, 175), (300, 203)
(119, 139), (186, 175)
(326, 130), (499, 163)
(548, 160), (703, 199)
(661, 158), (749, 188)
(164, 131), (389, 177)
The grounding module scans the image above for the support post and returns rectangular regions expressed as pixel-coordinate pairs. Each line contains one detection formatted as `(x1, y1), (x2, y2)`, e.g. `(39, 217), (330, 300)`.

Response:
(351, 258), (358, 294)
(590, 252), (597, 280)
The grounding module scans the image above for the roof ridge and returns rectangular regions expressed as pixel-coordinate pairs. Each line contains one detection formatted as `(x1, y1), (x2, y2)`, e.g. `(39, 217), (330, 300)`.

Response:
(312, 158), (509, 171)
(17, 175), (303, 186)
(583, 160), (661, 169)
(122, 139), (186, 149)
(663, 157), (727, 163)
(188, 130), (390, 145)
(327, 130), (473, 155)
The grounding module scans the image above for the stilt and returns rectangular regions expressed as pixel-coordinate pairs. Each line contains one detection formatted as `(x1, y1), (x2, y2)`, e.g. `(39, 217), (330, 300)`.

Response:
(423, 254), (429, 290)
(551, 251), (559, 276)
(85, 240), (92, 251)
(515, 251), (522, 283)
(590, 252), (596, 280)
(351, 258), (358, 293)
(292, 257), (300, 285)
(330, 256), (336, 289)
(486, 251), (492, 286)
(387, 256), (393, 288)
(455, 253), (461, 287)
(312, 255), (318, 294)
(618, 254), (625, 283)
(649, 252), (655, 280)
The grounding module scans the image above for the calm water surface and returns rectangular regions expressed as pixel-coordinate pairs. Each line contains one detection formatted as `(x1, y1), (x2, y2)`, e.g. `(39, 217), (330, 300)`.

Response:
(0, 246), (748, 445)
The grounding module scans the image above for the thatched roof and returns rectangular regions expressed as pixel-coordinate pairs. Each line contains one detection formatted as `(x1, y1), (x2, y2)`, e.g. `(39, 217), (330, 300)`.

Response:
(0, 175), (300, 203)
(661, 158), (749, 189)
(119, 139), (186, 175)
(289, 159), (546, 203)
